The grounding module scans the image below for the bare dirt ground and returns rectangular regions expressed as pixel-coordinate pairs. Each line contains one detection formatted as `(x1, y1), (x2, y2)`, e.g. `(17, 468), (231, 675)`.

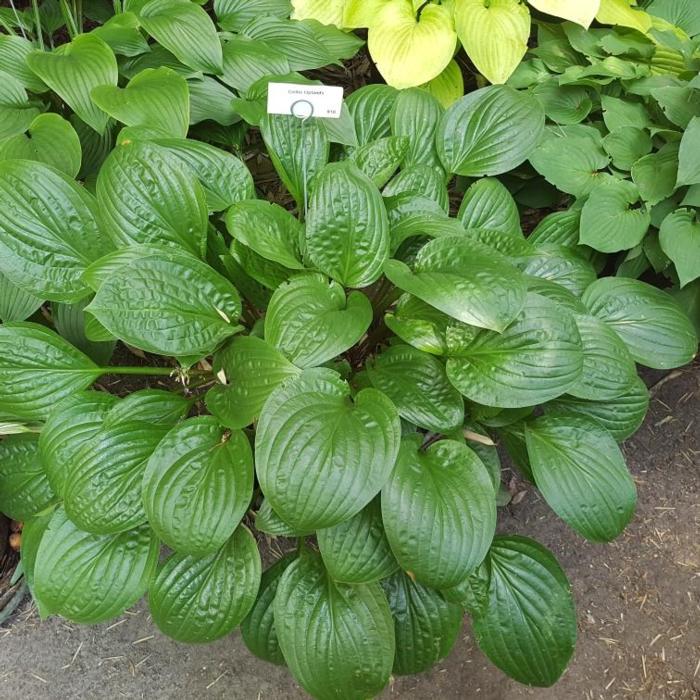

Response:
(1, 366), (698, 700)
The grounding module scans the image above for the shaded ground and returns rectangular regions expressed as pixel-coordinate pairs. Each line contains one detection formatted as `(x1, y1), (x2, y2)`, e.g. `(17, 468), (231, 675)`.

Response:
(1, 367), (698, 700)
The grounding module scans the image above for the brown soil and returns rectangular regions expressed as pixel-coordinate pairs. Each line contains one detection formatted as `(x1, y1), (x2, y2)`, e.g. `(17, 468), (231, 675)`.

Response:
(1, 366), (698, 700)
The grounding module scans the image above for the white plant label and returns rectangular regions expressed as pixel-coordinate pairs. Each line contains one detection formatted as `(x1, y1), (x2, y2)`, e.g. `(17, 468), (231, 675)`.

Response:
(267, 82), (344, 119)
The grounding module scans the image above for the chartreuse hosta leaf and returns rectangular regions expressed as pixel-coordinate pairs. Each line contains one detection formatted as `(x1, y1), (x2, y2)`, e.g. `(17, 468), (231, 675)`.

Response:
(86, 249), (242, 357)
(139, 0), (223, 74)
(241, 553), (296, 665)
(596, 0), (652, 33)
(34, 507), (158, 624)
(366, 344), (464, 433)
(306, 161), (390, 288)
(91, 67), (190, 138)
(143, 417), (253, 555)
(659, 209), (700, 288)
(582, 277), (697, 369)
(446, 293), (584, 408)
(382, 569), (463, 676)
(317, 498), (398, 584)
(458, 178), (521, 236)
(96, 140), (208, 256)
(26, 34), (117, 134)
(436, 86), (545, 177)
(265, 273), (372, 368)
(421, 59), (463, 109)
(382, 436), (496, 589)
(525, 415), (637, 542)
(291, 0), (343, 25)
(226, 199), (304, 269)
(528, 0), (600, 27)
(0, 435), (55, 521)
(0, 323), (102, 421)
(368, 0), (457, 89)
(0, 114), (81, 178)
(454, 0), (530, 85)
(384, 236), (527, 332)
(207, 335), (301, 429)
(0, 160), (113, 301)
(256, 368), (401, 531)
(274, 549), (395, 700)
(0, 272), (43, 323)
(149, 526), (260, 643)
(455, 536), (576, 687)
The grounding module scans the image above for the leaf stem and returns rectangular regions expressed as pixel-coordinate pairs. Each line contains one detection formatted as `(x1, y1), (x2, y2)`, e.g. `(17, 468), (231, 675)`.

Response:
(100, 365), (177, 376)
(31, 0), (43, 49)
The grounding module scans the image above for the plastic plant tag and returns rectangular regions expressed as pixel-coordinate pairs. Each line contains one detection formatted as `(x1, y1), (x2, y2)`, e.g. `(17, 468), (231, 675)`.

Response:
(267, 82), (344, 119)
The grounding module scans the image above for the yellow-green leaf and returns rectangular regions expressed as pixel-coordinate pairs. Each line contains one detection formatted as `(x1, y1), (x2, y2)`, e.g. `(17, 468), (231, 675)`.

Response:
(421, 59), (464, 108)
(343, 0), (386, 28)
(291, 0), (345, 26)
(455, 0), (530, 85)
(527, 0), (600, 28)
(368, 0), (457, 89)
(596, 0), (652, 33)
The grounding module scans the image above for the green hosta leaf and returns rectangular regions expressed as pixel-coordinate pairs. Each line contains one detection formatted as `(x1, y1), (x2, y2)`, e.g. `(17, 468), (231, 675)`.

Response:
(105, 389), (190, 427)
(384, 236), (526, 332)
(601, 94), (650, 131)
(437, 85), (545, 176)
(225, 200), (303, 269)
(260, 113), (329, 206)
(390, 87), (443, 170)
(529, 207), (581, 248)
(531, 80), (593, 125)
(384, 294), (451, 355)
(215, 0), (291, 32)
(264, 273), (372, 368)
(0, 113), (81, 178)
(26, 34), (117, 134)
(0, 435), (55, 521)
(346, 84), (397, 146)
(139, 0), (223, 74)
(188, 76), (239, 126)
(421, 59), (463, 109)
(0, 35), (47, 92)
(91, 67), (190, 138)
(525, 415), (636, 541)
(231, 239), (294, 290)
(659, 209), (700, 287)
(0, 72), (40, 142)
(525, 277), (587, 314)
(384, 165), (449, 213)
(602, 127), (652, 171)
(149, 525), (261, 642)
(64, 420), (167, 534)
(347, 135), (408, 188)
(221, 36), (290, 94)
(582, 277), (697, 369)
(34, 508), (158, 623)
(530, 127), (609, 197)
(676, 115), (700, 187)
(0, 272), (43, 323)
(446, 293), (584, 408)
(256, 368), (401, 531)
(569, 314), (637, 401)
(367, 0), (456, 89)
(366, 344), (464, 432)
(458, 178), (521, 236)
(518, 246), (596, 297)
(96, 141), (207, 256)
(39, 391), (117, 496)
(207, 335), (301, 429)
(382, 437), (496, 589)
(254, 498), (314, 538)
(143, 417), (253, 555)
(0, 160), (112, 301)
(650, 85), (700, 129)
(86, 249), (242, 356)
(382, 570), (463, 676)
(53, 297), (116, 365)
(274, 550), (395, 700)
(546, 375), (649, 442)
(91, 11), (151, 57)
(455, 0), (530, 85)
(317, 498), (398, 584)
(469, 536), (576, 687)
(648, 0), (700, 36)
(580, 179), (650, 253)
(241, 553), (296, 665)
(19, 508), (54, 608)
(631, 143), (679, 207)
(0, 323), (101, 420)
(306, 161), (390, 288)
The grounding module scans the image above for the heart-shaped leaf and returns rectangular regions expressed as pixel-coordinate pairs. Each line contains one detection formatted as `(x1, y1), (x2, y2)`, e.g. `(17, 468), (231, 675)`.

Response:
(143, 417), (254, 555)
(274, 550), (395, 700)
(525, 414), (636, 541)
(446, 293), (584, 408)
(659, 209), (700, 288)
(264, 273), (373, 368)
(149, 525), (261, 642)
(306, 161), (390, 288)
(255, 368), (401, 531)
(91, 67), (189, 137)
(0, 160), (113, 301)
(582, 277), (697, 369)
(0, 323), (102, 420)
(34, 507), (158, 623)
(458, 178), (521, 236)
(368, 0), (457, 89)
(27, 34), (117, 133)
(382, 437), (496, 589)
(384, 236), (526, 332)
(139, 0), (223, 74)
(382, 570), (463, 676)
(437, 85), (545, 176)
(317, 498), (398, 584)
